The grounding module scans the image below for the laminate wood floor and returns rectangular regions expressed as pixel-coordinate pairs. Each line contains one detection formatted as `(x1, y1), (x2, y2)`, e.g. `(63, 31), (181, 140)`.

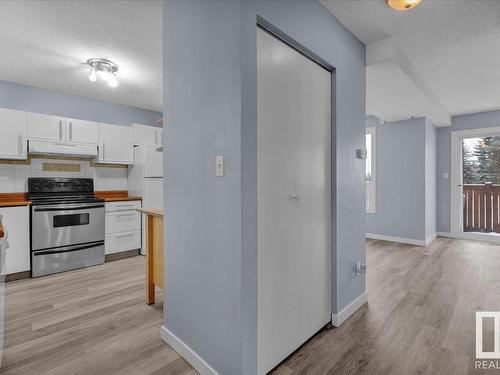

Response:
(272, 237), (500, 375)
(0, 256), (197, 375)
(2, 238), (499, 375)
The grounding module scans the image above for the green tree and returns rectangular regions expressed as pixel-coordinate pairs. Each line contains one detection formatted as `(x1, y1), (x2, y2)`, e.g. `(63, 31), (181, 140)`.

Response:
(463, 144), (477, 184)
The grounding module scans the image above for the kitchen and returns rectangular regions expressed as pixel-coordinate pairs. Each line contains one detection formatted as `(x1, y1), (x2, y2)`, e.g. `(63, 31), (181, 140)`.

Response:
(0, 116), (163, 279)
(0, 1), (187, 373)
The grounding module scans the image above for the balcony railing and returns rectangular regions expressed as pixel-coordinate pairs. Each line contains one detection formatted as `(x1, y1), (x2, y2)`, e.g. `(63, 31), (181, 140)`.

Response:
(463, 183), (500, 233)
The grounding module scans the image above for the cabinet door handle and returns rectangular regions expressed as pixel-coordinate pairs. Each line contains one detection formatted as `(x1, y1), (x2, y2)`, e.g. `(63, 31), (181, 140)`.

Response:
(155, 130), (158, 145)
(116, 233), (135, 239)
(69, 121), (73, 141)
(115, 204), (136, 208)
(18, 134), (23, 156)
(59, 120), (63, 140)
(115, 213), (136, 217)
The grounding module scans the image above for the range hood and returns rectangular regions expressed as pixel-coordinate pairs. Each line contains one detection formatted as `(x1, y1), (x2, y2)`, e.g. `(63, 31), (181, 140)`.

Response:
(28, 140), (98, 158)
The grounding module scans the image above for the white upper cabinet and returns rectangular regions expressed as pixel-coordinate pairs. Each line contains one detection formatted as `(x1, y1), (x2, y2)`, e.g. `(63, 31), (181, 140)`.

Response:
(132, 123), (162, 146)
(27, 113), (98, 144)
(27, 112), (66, 142)
(0, 108), (27, 160)
(66, 118), (99, 144)
(98, 123), (134, 164)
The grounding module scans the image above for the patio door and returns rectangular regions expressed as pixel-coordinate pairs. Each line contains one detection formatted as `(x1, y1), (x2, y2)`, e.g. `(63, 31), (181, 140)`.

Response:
(451, 127), (500, 235)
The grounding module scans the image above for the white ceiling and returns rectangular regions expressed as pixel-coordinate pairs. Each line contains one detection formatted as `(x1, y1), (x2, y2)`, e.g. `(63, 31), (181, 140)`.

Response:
(0, 0), (162, 112)
(322, 0), (500, 126)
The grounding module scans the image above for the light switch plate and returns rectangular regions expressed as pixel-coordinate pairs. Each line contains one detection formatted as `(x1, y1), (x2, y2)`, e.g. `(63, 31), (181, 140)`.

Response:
(216, 155), (224, 177)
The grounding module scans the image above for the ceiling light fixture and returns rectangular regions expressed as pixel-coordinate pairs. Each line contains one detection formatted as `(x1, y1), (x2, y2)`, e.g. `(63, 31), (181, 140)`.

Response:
(86, 58), (119, 87)
(386, 0), (422, 11)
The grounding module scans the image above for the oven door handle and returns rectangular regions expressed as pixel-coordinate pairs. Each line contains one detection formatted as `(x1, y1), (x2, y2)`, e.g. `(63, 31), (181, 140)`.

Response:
(33, 204), (105, 212)
(33, 241), (104, 256)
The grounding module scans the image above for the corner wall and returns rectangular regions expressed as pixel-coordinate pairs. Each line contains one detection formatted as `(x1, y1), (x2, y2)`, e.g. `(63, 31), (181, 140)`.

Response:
(366, 117), (426, 242)
(163, 1), (365, 374)
(425, 119), (437, 239)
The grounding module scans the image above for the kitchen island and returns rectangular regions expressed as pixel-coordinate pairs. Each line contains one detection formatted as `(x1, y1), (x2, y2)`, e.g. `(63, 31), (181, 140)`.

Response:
(137, 208), (163, 304)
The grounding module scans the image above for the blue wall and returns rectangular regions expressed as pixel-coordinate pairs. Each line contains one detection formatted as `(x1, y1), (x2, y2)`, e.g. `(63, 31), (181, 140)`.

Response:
(163, 1), (242, 374)
(436, 109), (500, 233)
(366, 117), (427, 241)
(366, 116), (438, 242)
(0, 80), (161, 126)
(163, 1), (365, 374)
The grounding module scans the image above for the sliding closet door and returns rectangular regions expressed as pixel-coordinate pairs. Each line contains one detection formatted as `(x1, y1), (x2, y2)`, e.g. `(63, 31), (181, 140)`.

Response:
(257, 27), (331, 375)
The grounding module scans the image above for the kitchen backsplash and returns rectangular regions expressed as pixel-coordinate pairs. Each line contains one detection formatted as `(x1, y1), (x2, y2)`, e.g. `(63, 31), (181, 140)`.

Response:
(0, 156), (127, 193)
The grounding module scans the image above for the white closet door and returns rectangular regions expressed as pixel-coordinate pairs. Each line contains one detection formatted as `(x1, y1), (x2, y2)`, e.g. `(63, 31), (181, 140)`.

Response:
(298, 54), (331, 340)
(257, 28), (331, 375)
(257, 28), (301, 374)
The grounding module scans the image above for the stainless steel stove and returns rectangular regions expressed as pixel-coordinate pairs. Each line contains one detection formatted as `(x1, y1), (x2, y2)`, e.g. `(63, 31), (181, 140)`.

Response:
(28, 178), (105, 277)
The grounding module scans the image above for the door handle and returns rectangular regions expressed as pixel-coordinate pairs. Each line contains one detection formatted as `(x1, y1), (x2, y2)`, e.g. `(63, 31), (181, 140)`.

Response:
(69, 121), (73, 141)
(59, 120), (63, 140)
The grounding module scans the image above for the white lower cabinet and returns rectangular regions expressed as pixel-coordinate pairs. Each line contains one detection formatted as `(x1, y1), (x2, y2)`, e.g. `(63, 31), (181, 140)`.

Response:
(0, 206), (30, 275)
(104, 200), (142, 255)
(105, 232), (141, 254)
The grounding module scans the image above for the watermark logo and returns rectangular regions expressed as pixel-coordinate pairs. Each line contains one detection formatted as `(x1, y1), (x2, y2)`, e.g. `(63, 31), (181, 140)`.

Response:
(475, 311), (500, 370)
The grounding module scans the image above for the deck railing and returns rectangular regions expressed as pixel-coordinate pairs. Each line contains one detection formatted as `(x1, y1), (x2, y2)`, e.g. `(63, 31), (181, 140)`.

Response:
(463, 183), (500, 232)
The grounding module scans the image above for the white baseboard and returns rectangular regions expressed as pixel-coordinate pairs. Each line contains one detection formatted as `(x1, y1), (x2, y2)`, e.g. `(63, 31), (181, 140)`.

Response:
(331, 292), (368, 327)
(366, 233), (426, 246)
(160, 325), (219, 375)
(437, 231), (500, 244)
(425, 233), (437, 246)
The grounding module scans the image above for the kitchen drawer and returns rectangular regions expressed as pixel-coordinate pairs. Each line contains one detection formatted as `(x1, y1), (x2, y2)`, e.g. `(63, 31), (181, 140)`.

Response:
(105, 200), (141, 212)
(105, 231), (141, 255)
(105, 210), (141, 234)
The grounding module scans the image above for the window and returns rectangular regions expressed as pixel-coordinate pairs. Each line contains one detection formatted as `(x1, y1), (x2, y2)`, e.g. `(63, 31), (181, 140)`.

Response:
(366, 127), (376, 213)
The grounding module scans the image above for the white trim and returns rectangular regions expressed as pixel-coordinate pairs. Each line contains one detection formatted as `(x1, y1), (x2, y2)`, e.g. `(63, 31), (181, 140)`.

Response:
(160, 325), (219, 375)
(437, 231), (500, 244)
(331, 292), (368, 327)
(425, 232), (437, 246)
(366, 127), (376, 214)
(366, 233), (427, 246)
(450, 126), (500, 234)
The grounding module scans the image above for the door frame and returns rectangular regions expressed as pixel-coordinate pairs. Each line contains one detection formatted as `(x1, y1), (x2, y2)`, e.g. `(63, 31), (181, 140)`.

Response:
(450, 126), (500, 239)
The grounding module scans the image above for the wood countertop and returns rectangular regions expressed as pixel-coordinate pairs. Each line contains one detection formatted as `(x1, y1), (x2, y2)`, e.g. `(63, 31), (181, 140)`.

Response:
(0, 191), (141, 207)
(0, 193), (31, 207)
(136, 208), (163, 217)
(94, 190), (142, 202)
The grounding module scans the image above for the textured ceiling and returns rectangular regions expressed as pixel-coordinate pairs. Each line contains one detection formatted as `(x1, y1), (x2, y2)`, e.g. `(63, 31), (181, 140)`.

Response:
(0, 0), (162, 112)
(322, 0), (500, 123)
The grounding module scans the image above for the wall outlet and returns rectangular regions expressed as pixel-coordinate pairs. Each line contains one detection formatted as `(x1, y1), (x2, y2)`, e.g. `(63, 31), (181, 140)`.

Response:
(355, 261), (366, 276)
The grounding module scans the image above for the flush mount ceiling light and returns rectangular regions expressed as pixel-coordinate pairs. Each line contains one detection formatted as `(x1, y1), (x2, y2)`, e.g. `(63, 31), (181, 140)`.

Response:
(386, 0), (422, 11)
(86, 58), (119, 87)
